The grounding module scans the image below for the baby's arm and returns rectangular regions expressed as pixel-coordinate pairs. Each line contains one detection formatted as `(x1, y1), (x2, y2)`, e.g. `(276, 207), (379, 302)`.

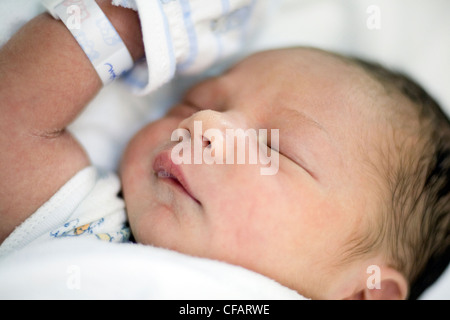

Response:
(0, 1), (144, 243)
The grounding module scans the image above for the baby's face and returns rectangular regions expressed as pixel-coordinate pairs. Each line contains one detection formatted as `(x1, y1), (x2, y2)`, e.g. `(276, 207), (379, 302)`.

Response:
(121, 48), (387, 298)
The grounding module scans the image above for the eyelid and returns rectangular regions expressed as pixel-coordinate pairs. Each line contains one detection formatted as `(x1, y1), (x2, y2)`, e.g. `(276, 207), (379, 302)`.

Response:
(182, 99), (203, 112)
(262, 124), (319, 181)
(270, 144), (317, 181)
(266, 139), (279, 153)
(167, 103), (199, 118)
(286, 153), (317, 180)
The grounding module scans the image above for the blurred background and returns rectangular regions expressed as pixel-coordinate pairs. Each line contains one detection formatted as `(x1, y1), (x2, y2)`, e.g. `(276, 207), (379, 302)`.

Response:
(1, 0), (449, 299)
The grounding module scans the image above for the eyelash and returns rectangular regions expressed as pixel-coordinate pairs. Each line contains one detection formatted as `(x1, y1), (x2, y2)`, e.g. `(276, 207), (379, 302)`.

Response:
(266, 141), (279, 153)
(267, 140), (316, 179)
(264, 134), (279, 153)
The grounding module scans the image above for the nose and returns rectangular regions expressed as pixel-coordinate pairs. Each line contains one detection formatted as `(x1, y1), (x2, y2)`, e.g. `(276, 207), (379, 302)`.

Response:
(179, 109), (233, 141)
(177, 110), (238, 163)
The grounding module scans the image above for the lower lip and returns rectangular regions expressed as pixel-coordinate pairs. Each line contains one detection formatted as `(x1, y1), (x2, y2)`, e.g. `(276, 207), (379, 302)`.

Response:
(159, 174), (191, 197)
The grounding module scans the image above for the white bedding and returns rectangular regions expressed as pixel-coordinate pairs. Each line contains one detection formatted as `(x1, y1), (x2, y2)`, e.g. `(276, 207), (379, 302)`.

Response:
(0, 0), (449, 299)
(0, 238), (305, 300)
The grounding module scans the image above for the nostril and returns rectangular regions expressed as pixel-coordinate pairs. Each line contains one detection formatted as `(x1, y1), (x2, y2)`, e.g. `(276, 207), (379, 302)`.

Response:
(202, 135), (211, 148)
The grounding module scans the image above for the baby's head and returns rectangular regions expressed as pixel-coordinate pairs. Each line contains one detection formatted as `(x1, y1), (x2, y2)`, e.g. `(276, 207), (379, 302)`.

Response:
(120, 47), (450, 299)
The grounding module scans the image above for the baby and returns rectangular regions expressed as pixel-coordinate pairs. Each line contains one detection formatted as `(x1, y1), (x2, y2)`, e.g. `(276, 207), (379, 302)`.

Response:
(0, 1), (449, 300)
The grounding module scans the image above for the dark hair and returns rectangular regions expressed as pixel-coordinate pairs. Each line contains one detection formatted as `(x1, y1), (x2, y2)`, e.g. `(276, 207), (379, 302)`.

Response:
(349, 57), (450, 299)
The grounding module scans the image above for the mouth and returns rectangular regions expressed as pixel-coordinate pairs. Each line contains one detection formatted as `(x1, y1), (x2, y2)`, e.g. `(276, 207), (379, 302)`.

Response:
(152, 150), (200, 205)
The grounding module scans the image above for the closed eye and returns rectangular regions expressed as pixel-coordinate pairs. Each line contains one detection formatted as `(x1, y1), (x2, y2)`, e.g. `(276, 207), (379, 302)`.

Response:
(284, 151), (317, 180)
(167, 103), (199, 118)
(267, 141), (317, 181)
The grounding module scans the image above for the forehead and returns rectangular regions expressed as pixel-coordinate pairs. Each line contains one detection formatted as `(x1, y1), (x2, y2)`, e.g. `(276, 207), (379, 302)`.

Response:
(224, 48), (384, 139)
(225, 48), (379, 115)
(223, 48), (389, 185)
(229, 48), (360, 86)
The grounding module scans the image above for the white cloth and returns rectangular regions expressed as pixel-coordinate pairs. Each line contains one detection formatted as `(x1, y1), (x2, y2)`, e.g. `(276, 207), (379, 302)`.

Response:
(112, 0), (267, 95)
(0, 238), (306, 300)
(0, 167), (130, 258)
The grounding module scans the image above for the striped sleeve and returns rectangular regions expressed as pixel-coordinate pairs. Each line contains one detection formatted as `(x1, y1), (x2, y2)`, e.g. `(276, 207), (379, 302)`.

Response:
(112, 0), (267, 96)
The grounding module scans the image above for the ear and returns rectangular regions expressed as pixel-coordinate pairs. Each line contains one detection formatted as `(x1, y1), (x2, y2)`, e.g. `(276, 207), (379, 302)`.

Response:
(347, 266), (409, 300)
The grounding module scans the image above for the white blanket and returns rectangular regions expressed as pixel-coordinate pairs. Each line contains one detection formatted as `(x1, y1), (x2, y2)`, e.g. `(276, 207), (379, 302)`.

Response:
(0, 238), (305, 300)
(0, 0), (449, 299)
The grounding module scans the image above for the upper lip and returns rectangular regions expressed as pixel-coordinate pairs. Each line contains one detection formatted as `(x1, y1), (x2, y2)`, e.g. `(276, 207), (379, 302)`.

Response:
(152, 149), (200, 204)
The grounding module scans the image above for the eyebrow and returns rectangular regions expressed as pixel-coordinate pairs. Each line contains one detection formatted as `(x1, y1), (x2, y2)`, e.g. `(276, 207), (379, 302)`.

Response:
(282, 108), (330, 138)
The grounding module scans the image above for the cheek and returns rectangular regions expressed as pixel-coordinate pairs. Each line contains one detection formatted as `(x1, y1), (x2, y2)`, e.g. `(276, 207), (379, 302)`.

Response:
(120, 118), (181, 223)
(289, 186), (352, 263)
(121, 116), (182, 179)
(261, 173), (345, 250)
(205, 174), (289, 249)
